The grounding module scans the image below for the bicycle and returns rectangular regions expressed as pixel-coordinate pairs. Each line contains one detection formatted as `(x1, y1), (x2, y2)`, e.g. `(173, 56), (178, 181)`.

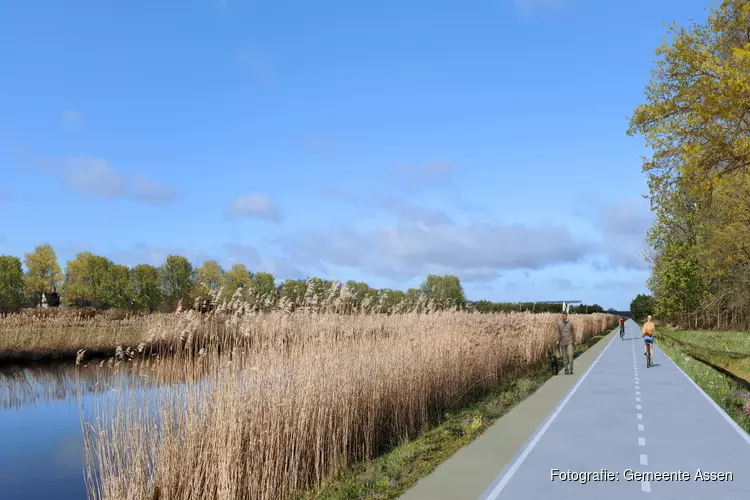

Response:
(620, 325), (625, 340)
(644, 337), (653, 368)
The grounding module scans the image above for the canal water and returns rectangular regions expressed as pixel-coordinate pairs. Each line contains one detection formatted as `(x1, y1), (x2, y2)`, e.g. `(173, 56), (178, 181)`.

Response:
(0, 360), (212, 500)
(0, 364), (101, 499)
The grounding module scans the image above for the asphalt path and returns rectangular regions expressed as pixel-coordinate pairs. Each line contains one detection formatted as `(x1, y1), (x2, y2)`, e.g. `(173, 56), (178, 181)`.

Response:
(403, 320), (750, 499)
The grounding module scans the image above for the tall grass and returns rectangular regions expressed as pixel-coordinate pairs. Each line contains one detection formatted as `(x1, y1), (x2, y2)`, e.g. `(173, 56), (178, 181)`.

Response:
(83, 309), (615, 500)
(0, 308), (148, 362)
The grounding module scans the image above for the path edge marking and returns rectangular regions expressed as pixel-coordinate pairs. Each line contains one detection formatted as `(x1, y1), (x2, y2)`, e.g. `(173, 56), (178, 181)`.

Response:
(477, 327), (619, 500)
(661, 344), (750, 446)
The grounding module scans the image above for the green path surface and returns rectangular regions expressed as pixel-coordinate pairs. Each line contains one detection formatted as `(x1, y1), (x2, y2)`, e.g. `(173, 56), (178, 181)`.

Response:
(401, 320), (750, 500)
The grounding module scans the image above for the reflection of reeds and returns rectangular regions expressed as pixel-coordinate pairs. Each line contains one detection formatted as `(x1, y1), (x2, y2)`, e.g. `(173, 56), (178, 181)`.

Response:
(83, 310), (615, 500)
(0, 364), (107, 410)
(0, 357), (215, 411)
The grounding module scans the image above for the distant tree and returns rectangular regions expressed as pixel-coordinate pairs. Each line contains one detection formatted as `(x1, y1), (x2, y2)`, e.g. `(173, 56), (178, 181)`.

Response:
(301, 277), (327, 310)
(420, 274), (466, 309)
(647, 241), (704, 321)
(383, 289), (405, 312)
(630, 294), (656, 322)
(224, 264), (252, 300)
(344, 280), (371, 310)
(279, 279), (307, 309)
(159, 255), (194, 310)
(251, 272), (277, 309)
(131, 264), (162, 312)
(105, 264), (135, 309)
(195, 260), (224, 291)
(24, 243), (63, 306)
(194, 260), (224, 306)
(62, 252), (115, 308)
(0, 255), (25, 313)
(402, 288), (424, 311)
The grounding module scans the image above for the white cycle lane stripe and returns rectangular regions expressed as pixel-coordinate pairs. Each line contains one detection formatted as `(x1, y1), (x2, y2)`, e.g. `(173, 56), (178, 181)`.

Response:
(632, 333), (650, 494)
(479, 333), (618, 500)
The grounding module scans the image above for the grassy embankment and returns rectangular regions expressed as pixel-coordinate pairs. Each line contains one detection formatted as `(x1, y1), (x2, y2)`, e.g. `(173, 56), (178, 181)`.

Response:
(658, 329), (750, 433)
(80, 306), (615, 500)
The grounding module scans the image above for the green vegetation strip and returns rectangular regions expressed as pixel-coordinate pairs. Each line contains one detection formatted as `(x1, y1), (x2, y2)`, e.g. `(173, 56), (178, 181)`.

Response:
(301, 334), (608, 500)
(659, 335), (750, 435)
(659, 331), (750, 383)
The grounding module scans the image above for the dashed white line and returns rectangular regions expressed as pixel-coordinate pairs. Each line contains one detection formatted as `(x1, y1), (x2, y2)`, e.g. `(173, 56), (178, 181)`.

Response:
(632, 329), (651, 494)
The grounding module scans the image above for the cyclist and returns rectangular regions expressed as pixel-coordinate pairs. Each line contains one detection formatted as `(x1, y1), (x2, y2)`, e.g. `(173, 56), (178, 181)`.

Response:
(642, 315), (655, 361)
(619, 317), (625, 339)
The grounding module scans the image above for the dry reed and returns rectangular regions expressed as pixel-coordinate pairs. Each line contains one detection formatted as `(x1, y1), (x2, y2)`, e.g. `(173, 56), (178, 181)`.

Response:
(83, 309), (615, 500)
(0, 309), (151, 362)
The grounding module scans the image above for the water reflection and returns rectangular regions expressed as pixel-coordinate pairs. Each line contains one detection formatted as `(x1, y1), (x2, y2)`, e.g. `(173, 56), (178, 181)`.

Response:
(0, 363), (107, 411)
(0, 361), (213, 500)
(0, 364), (97, 500)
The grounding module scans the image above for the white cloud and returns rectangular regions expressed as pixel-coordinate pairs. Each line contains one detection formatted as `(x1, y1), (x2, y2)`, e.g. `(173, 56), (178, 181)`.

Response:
(394, 162), (452, 186)
(323, 186), (357, 201)
(225, 194), (281, 222)
(574, 196), (653, 270)
(61, 110), (83, 126)
(130, 174), (178, 206)
(594, 197), (653, 270)
(64, 156), (126, 198)
(281, 221), (592, 282)
(372, 195), (453, 226)
(30, 154), (178, 206)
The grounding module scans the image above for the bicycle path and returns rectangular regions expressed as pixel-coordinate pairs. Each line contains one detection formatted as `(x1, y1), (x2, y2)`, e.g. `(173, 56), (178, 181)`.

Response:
(401, 319), (750, 499)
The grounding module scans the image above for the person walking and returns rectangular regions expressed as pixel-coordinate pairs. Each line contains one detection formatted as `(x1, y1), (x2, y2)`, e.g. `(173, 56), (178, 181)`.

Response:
(556, 311), (576, 375)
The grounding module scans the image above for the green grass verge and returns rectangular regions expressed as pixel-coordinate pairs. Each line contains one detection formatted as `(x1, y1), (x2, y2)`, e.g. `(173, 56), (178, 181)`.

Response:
(661, 330), (750, 355)
(659, 335), (750, 434)
(299, 331), (612, 500)
(660, 330), (750, 382)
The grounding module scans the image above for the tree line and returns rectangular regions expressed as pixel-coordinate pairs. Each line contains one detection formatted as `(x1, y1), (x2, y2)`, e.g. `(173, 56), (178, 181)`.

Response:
(0, 244), (456, 313)
(0, 244), (607, 315)
(472, 301), (605, 314)
(628, 0), (750, 329)
(629, 294), (655, 322)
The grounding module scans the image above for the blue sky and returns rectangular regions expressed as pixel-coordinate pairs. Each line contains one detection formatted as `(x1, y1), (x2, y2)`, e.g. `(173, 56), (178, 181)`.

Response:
(0, 0), (714, 310)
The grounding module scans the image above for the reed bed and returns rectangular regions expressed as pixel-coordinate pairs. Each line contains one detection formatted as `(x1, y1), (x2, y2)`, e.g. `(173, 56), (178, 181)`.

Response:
(83, 310), (615, 500)
(0, 309), (150, 362)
